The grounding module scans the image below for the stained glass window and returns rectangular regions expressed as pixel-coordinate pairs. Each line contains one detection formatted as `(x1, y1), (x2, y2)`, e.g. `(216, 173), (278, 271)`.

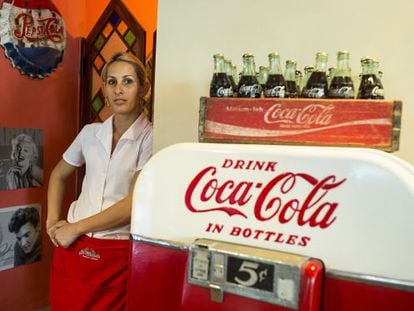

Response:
(124, 30), (136, 47)
(102, 23), (113, 38)
(117, 21), (128, 35)
(87, 7), (143, 123)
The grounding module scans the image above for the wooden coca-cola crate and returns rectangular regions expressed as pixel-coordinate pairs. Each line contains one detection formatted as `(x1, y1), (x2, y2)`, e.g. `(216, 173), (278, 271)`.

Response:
(198, 97), (402, 152)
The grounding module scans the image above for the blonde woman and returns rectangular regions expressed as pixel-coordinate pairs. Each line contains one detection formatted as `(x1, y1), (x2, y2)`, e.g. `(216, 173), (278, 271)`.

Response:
(47, 52), (152, 310)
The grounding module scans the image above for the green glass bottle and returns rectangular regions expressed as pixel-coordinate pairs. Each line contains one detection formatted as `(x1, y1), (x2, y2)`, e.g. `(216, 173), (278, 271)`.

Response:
(357, 56), (384, 99)
(328, 51), (355, 99)
(285, 60), (299, 98)
(302, 64), (314, 94)
(225, 58), (237, 97)
(258, 66), (269, 90)
(237, 53), (261, 98)
(264, 52), (286, 98)
(301, 52), (328, 98)
(210, 53), (233, 97)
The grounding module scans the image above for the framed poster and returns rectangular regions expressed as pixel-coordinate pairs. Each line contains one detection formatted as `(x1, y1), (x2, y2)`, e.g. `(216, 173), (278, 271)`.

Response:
(0, 204), (41, 271)
(0, 127), (43, 190)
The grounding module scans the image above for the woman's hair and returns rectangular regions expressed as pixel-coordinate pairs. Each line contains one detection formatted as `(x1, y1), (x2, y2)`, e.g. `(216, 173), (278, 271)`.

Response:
(11, 134), (38, 161)
(100, 52), (147, 86)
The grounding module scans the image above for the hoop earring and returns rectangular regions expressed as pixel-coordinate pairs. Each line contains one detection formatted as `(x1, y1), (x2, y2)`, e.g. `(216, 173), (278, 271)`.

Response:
(105, 97), (110, 107)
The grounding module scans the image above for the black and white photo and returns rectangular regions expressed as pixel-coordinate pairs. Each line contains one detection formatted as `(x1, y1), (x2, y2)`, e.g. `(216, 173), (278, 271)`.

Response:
(0, 128), (44, 190)
(0, 204), (41, 270)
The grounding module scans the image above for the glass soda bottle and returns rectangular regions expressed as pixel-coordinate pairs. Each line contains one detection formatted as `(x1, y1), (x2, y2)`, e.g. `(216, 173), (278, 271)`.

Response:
(373, 58), (385, 83)
(209, 53), (233, 97)
(237, 53), (262, 98)
(285, 60), (299, 98)
(328, 51), (355, 99)
(264, 52), (286, 98)
(302, 65), (314, 93)
(232, 63), (238, 85)
(295, 69), (303, 95)
(327, 67), (336, 87)
(225, 59), (237, 97)
(357, 56), (384, 99)
(301, 52), (329, 98)
(258, 66), (269, 90)
(375, 59), (384, 79)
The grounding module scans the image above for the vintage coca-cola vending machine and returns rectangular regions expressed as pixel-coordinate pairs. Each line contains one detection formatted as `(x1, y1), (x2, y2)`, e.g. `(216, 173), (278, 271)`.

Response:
(126, 142), (414, 310)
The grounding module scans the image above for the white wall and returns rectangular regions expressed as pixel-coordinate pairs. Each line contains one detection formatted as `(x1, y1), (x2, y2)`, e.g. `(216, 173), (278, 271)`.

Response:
(154, 0), (414, 165)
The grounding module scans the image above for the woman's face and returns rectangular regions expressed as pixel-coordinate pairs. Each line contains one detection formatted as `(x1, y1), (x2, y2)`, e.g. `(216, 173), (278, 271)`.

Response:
(104, 61), (142, 116)
(12, 141), (34, 172)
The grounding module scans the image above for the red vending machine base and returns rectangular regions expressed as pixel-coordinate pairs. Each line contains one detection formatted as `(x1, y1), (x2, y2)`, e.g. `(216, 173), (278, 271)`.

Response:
(126, 238), (188, 311)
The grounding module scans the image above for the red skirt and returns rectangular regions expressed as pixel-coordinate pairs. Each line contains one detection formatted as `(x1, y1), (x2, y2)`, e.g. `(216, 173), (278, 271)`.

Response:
(50, 235), (130, 311)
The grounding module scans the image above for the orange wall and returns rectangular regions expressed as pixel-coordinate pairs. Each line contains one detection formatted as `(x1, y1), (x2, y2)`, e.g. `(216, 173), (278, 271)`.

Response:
(56, 0), (158, 57)
(0, 0), (157, 309)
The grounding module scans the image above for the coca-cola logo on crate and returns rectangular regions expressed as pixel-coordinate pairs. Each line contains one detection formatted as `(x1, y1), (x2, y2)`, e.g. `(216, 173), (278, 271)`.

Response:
(264, 103), (334, 126)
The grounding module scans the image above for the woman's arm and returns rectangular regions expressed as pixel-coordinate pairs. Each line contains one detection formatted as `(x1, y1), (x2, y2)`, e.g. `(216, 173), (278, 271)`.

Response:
(47, 159), (76, 246)
(53, 171), (141, 248)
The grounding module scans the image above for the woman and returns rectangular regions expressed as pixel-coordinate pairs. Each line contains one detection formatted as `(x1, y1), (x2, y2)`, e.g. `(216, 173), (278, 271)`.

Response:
(47, 52), (152, 310)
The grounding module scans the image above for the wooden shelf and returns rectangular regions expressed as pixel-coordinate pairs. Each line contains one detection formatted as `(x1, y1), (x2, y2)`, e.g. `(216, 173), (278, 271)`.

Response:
(198, 97), (401, 152)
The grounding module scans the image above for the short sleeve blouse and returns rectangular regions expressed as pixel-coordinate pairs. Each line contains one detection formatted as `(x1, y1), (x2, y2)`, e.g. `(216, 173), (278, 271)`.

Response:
(63, 113), (153, 239)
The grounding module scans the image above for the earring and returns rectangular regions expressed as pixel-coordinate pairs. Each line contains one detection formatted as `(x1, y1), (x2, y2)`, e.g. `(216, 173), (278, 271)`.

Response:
(105, 97), (110, 107)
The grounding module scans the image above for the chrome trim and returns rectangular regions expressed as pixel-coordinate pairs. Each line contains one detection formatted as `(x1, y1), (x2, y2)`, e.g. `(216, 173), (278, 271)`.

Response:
(327, 269), (414, 292)
(129, 234), (188, 251)
(187, 239), (305, 308)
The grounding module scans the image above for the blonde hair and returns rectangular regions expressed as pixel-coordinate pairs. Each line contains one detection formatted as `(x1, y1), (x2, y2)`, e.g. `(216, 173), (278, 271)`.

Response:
(11, 134), (38, 161)
(101, 52), (150, 102)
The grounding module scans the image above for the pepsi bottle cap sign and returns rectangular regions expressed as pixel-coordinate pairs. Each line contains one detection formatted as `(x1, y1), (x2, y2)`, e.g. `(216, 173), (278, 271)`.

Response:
(0, 0), (66, 79)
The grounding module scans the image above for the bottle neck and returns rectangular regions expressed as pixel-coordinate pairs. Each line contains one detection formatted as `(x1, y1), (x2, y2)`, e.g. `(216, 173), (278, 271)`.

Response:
(268, 56), (282, 75)
(258, 67), (269, 85)
(232, 65), (238, 83)
(304, 67), (314, 82)
(214, 57), (226, 74)
(335, 57), (351, 77)
(315, 59), (327, 72)
(242, 57), (257, 76)
(373, 62), (381, 77)
(314, 53), (328, 72)
(361, 62), (376, 75)
(225, 60), (233, 76)
(285, 63), (296, 81)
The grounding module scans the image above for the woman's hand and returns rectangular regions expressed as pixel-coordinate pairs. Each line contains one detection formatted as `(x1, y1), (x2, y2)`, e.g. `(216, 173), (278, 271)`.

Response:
(53, 222), (81, 248)
(6, 166), (22, 189)
(47, 219), (67, 247)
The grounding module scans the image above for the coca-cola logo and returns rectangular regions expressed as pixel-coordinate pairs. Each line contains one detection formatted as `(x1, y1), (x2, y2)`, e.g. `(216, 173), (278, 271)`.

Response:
(329, 86), (354, 98)
(185, 158), (346, 229)
(264, 103), (334, 126)
(372, 86), (384, 97)
(13, 12), (64, 43)
(216, 86), (233, 97)
(239, 84), (261, 96)
(264, 86), (286, 98)
(302, 87), (325, 98)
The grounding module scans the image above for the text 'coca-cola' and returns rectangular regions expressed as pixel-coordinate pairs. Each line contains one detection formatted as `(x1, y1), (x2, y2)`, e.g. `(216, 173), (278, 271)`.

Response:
(185, 158), (347, 229)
